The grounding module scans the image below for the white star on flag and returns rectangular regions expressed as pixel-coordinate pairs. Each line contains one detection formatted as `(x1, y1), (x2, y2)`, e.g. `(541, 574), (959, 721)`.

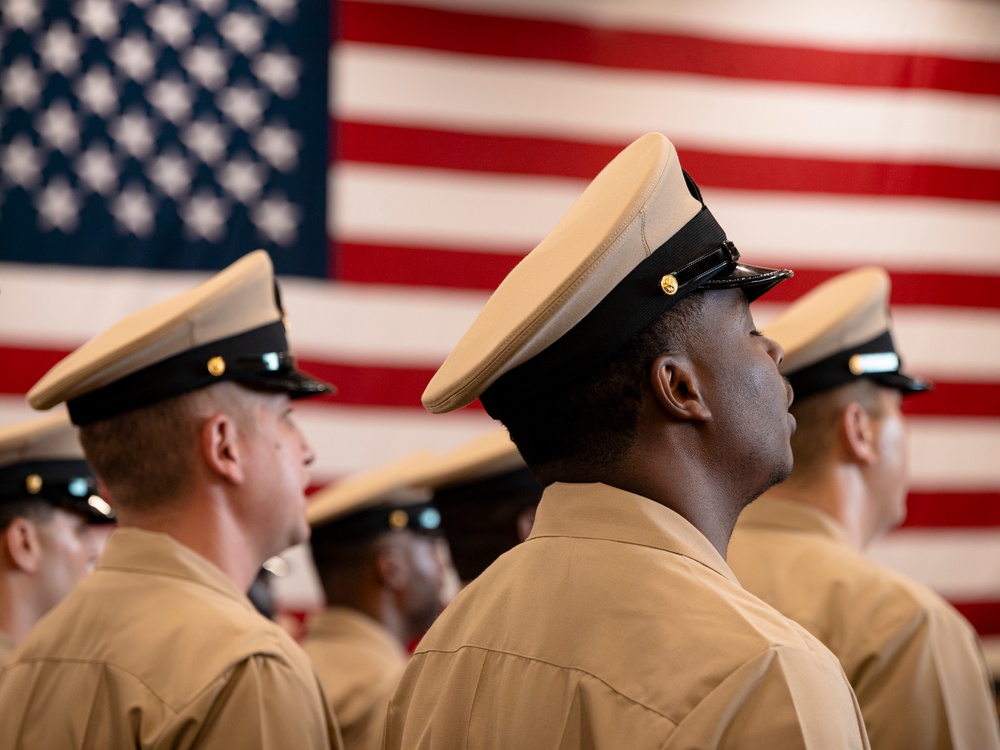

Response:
(148, 3), (193, 49)
(252, 51), (300, 97)
(252, 194), (299, 245)
(182, 119), (229, 164)
(253, 124), (299, 172)
(2, 0), (43, 30)
(38, 22), (82, 74)
(2, 59), (43, 109)
(149, 77), (193, 124)
(75, 66), (119, 116)
(218, 156), (265, 203)
(111, 110), (157, 158)
(37, 100), (80, 153)
(182, 43), (229, 91)
(2, 136), (44, 189)
(112, 184), (156, 237)
(182, 191), (228, 240)
(148, 151), (193, 198)
(217, 84), (267, 128)
(75, 144), (120, 195)
(74, 0), (119, 40)
(218, 12), (264, 55)
(36, 177), (80, 232)
(111, 34), (158, 82)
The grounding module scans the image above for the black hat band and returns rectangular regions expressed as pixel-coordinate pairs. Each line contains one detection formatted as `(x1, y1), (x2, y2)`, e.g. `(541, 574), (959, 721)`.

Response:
(313, 502), (443, 542)
(787, 330), (932, 400)
(67, 322), (331, 425)
(0, 459), (114, 522)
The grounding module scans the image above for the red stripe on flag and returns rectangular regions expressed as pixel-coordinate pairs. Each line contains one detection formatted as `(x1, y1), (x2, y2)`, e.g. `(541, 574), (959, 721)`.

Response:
(902, 493), (1000, 528)
(333, 240), (1000, 312)
(335, 122), (619, 181)
(338, 0), (1000, 95)
(0, 347), (65, 395)
(4, 345), (999, 418)
(951, 601), (1000, 636)
(335, 122), (1000, 203)
(295, 359), (436, 409)
(901, 382), (1000, 419)
(332, 240), (523, 292)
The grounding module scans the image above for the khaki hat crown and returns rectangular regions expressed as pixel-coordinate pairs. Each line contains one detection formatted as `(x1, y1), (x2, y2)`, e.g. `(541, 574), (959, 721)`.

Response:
(412, 430), (526, 491)
(307, 452), (442, 540)
(421, 133), (792, 416)
(28, 250), (333, 425)
(0, 411), (85, 465)
(0, 411), (113, 522)
(764, 266), (930, 398)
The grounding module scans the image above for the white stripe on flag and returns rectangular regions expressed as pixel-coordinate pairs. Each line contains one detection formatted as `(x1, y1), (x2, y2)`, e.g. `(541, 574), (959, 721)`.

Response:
(351, 0), (1000, 56)
(334, 43), (1000, 165)
(869, 528), (1000, 601)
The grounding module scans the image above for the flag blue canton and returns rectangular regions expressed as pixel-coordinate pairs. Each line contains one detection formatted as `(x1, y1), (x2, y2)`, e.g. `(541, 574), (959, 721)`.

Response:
(0, 0), (328, 277)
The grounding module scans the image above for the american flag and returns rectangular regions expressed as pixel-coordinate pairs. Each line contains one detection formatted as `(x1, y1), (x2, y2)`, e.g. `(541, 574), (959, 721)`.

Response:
(1, 0), (999, 663)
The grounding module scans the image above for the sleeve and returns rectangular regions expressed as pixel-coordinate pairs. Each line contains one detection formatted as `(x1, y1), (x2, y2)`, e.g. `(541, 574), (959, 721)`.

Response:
(667, 645), (871, 750)
(851, 601), (1000, 750)
(179, 654), (344, 750)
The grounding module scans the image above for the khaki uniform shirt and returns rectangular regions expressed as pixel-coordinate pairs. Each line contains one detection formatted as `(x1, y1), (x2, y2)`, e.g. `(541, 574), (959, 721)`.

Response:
(384, 482), (870, 749)
(302, 607), (407, 750)
(0, 528), (342, 749)
(729, 497), (1000, 750)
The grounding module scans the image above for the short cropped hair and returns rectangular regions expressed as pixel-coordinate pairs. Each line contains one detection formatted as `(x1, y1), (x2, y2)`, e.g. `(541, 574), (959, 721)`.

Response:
(495, 292), (706, 480)
(788, 378), (890, 480)
(0, 498), (55, 531)
(78, 382), (255, 511)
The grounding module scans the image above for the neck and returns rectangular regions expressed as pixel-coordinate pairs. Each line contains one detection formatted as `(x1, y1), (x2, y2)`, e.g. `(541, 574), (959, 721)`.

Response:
(766, 467), (872, 550)
(611, 476), (740, 559)
(0, 578), (46, 643)
(116, 491), (262, 591)
(588, 444), (743, 560)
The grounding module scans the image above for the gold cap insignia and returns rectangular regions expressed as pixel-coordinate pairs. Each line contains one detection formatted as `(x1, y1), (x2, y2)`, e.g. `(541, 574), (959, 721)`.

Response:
(207, 356), (226, 377)
(388, 509), (409, 530)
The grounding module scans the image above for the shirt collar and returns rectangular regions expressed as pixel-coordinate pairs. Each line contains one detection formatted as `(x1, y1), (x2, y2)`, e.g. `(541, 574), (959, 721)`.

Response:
(527, 482), (739, 583)
(96, 527), (256, 609)
(736, 494), (852, 547)
(306, 606), (406, 657)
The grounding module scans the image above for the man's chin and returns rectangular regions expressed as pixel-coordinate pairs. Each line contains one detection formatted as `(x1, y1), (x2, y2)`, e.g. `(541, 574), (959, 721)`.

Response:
(288, 522), (310, 550)
(263, 524), (309, 566)
(745, 461), (793, 508)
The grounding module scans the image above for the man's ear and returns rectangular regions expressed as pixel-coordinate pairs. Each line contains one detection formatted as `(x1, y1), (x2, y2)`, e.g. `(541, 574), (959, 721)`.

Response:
(200, 413), (245, 485)
(650, 354), (712, 423)
(841, 402), (878, 464)
(4, 518), (42, 573)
